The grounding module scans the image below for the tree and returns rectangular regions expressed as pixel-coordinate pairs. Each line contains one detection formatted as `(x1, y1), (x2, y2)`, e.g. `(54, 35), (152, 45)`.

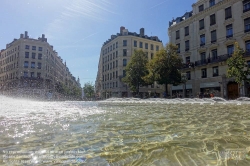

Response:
(83, 82), (95, 99)
(227, 42), (250, 95)
(144, 43), (183, 96)
(122, 50), (149, 96)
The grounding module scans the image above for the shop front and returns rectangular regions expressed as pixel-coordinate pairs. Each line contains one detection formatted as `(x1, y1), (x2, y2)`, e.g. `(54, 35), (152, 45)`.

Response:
(200, 82), (221, 97)
(171, 84), (192, 98)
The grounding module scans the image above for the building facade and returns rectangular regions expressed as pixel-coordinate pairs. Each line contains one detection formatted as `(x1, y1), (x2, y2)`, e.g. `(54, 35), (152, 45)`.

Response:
(96, 26), (164, 98)
(168, 0), (250, 99)
(0, 31), (81, 99)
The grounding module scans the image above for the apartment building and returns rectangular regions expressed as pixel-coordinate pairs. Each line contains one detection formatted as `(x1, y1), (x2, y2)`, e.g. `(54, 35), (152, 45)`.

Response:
(96, 26), (164, 98)
(168, 0), (250, 99)
(0, 31), (81, 98)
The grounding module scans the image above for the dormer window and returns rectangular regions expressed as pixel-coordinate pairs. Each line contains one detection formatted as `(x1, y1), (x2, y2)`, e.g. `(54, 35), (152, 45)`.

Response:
(199, 4), (204, 12)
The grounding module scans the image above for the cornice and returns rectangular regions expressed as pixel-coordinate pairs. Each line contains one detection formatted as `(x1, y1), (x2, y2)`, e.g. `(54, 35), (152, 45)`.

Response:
(209, 42), (219, 50)
(242, 33), (250, 41)
(199, 29), (206, 35)
(198, 46), (207, 52)
(209, 24), (218, 31)
(223, 38), (236, 45)
(168, 0), (240, 31)
(242, 10), (250, 19)
(224, 18), (234, 26)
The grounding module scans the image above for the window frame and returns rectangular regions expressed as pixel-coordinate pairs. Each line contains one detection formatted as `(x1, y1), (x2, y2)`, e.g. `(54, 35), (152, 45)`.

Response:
(225, 7), (232, 20)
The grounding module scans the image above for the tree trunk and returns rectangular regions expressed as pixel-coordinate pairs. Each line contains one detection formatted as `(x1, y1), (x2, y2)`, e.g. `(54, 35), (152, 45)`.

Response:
(165, 83), (168, 98)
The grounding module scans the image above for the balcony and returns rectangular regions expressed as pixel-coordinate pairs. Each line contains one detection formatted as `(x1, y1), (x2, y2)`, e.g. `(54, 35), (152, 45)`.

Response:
(192, 54), (232, 67)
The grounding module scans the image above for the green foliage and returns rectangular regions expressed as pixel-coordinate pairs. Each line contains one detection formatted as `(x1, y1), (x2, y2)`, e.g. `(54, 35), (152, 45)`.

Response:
(83, 82), (95, 98)
(227, 42), (250, 86)
(144, 43), (183, 92)
(122, 50), (149, 93)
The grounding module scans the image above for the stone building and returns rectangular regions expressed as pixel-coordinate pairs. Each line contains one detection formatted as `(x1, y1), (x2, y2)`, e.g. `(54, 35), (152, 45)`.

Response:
(0, 31), (81, 99)
(96, 26), (164, 98)
(168, 0), (250, 99)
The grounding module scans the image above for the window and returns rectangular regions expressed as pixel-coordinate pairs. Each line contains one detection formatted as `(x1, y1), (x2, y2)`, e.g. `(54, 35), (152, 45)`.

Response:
(176, 43), (180, 53)
(37, 63), (41, 69)
(37, 72), (41, 78)
(30, 72), (34, 78)
(226, 24), (233, 38)
(227, 45), (234, 55)
(151, 44), (154, 50)
(25, 45), (29, 49)
(185, 40), (189, 51)
(151, 53), (154, 59)
(123, 40), (127, 46)
(123, 59), (127, 66)
(244, 17), (250, 32)
(139, 42), (143, 48)
(200, 34), (205, 46)
(156, 45), (159, 51)
(199, 4), (204, 12)
(201, 52), (206, 63)
(116, 42), (118, 48)
(210, 0), (215, 7)
(199, 19), (204, 30)
(185, 26), (189, 36)
(116, 60), (118, 67)
(225, 7), (232, 19)
(213, 66), (219, 76)
(24, 61), (29, 68)
(116, 51), (118, 58)
(123, 70), (126, 77)
(243, 0), (250, 13)
(32, 53), (36, 59)
(113, 44), (115, 50)
(38, 53), (42, 59)
(31, 62), (35, 68)
(186, 56), (190, 63)
(145, 43), (148, 49)
(210, 14), (216, 25)
(134, 40), (137, 47)
(211, 30), (217, 43)
(246, 40), (250, 53)
(38, 47), (43, 51)
(186, 71), (191, 80)
(32, 46), (36, 50)
(24, 71), (28, 77)
(176, 30), (180, 39)
(212, 49), (218, 60)
(123, 49), (127, 56)
(25, 52), (29, 58)
(201, 68), (207, 78)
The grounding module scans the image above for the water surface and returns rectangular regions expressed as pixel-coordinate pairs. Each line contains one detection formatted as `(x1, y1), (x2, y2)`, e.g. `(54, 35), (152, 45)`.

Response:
(0, 96), (250, 165)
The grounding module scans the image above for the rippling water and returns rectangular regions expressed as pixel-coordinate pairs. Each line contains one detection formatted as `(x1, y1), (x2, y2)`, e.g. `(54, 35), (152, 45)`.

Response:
(1, 96), (250, 165)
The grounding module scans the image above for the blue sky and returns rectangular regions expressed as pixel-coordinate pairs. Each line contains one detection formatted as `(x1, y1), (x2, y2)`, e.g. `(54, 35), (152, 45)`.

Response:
(0, 0), (195, 87)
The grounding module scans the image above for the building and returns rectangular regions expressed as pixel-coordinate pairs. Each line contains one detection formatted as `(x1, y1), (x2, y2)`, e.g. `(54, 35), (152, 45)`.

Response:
(96, 26), (164, 98)
(0, 31), (81, 99)
(168, 0), (250, 99)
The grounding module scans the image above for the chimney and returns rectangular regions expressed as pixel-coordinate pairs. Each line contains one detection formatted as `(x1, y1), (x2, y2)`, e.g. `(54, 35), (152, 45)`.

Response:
(140, 28), (145, 36)
(42, 34), (45, 39)
(20, 34), (24, 38)
(120, 26), (125, 34)
(25, 31), (28, 38)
